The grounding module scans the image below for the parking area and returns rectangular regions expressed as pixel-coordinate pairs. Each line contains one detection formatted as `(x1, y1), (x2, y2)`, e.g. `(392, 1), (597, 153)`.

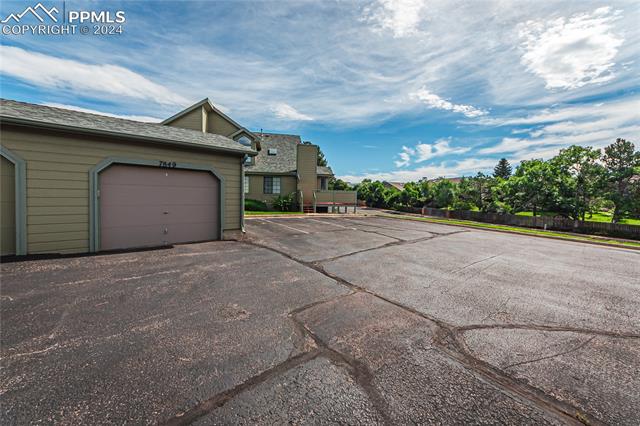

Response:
(1, 215), (639, 424)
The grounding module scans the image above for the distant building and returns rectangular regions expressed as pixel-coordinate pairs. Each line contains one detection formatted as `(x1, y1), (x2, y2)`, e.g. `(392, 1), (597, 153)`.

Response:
(382, 181), (406, 191)
(427, 177), (463, 184)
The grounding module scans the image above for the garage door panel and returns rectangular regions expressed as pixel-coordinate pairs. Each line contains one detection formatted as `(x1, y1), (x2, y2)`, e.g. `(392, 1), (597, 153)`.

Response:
(100, 184), (217, 206)
(99, 164), (220, 251)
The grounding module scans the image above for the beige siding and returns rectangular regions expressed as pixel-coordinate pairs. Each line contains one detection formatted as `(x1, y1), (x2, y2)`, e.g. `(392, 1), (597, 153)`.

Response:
(296, 144), (318, 206)
(207, 110), (239, 137)
(1, 156), (16, 255)
(166, 107), (203, 132)
(245, 174), (297, 205)
(1, 126), (243, 254)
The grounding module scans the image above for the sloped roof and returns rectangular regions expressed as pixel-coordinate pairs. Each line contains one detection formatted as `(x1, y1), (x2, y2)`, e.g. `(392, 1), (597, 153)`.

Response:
(245, 133), (300, 174)
(161, 98), (258, 146)
(317, 166), (334, 176)
(0, 99), (255, 155)
(383, 181), (405, 191)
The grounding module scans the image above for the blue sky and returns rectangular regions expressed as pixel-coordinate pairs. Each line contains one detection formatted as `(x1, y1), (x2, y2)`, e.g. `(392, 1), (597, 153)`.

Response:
(1, 0), (638, 182)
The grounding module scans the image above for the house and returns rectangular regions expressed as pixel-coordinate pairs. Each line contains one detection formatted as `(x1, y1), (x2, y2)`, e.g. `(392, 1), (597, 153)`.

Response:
(428, 177), (463, 184)
(244, 132), (335, 209)
(0, 98), (259, 256)
(382, 181), (405, 191)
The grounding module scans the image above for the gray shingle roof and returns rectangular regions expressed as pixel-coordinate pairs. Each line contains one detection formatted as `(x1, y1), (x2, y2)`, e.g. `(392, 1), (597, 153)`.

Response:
(245, 133), (300, 174)
(0, 99), (255, 155)
(317, 166), (334, 176)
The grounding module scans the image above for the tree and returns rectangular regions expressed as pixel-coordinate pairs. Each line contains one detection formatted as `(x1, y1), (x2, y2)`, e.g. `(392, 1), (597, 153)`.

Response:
(493, 158), (512, 179)
(399, 182), (422, 207)
(505, 159), (556, 216)
(431, 179), (456, 209)
(602, 138), (640, 222)
(453, 177), (477, 210)
(329, 178), (351, 191)
(551, 145), (605, 220)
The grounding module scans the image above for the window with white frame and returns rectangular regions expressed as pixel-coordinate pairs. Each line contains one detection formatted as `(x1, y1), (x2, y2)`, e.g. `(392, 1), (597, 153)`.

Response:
(244, 175), (250, 194)
(263, 176), (281, 194)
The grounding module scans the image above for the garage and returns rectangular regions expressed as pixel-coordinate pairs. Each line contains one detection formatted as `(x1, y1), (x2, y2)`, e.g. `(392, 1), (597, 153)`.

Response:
(0, 99), (258, 255)
(99, 164), (221, 251)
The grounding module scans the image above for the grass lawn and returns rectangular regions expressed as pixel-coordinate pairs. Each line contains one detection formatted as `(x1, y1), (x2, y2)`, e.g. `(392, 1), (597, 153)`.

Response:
(383, 213), (640, 249)
(515, 211), (640, 225)
(245, 211), (304, 215)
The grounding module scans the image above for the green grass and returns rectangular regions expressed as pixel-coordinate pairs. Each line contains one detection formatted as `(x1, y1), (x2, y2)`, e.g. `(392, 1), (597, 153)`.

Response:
(382, 214), (640, 249)
(245, 211), (304, 215)
(515, 211), (640, 225)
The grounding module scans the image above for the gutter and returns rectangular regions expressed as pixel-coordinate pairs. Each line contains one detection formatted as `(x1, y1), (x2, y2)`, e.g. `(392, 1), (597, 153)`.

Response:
(0, 116), (258, 157)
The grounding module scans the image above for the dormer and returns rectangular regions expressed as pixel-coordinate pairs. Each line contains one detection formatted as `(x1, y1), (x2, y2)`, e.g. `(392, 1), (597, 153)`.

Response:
(162, 98), (261, 150)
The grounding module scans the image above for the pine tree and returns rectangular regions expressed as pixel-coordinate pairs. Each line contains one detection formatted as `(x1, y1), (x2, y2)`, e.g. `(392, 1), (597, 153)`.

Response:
(493, 158), (512, 179)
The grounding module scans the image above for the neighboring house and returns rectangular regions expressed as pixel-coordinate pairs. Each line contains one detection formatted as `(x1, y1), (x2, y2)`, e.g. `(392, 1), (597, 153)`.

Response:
(428, 177), (463, 184)
(0, 98), (258, 256)
(244, 132), (334, 209)
(383, 181), (405, 191)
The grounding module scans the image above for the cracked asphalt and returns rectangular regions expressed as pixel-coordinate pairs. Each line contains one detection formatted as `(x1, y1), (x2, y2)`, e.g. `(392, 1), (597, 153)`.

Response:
(1, 215), (638, 425)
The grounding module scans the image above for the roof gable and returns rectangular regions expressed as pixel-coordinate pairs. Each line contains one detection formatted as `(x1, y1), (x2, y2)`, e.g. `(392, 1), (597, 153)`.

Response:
(162, 98), (259, 147)
(0, 99), (256, 156)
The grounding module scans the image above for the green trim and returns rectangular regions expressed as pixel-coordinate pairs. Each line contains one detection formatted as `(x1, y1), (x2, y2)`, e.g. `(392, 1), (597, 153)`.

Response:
(0, 146), (27, 255)
(89, 157), (225, 253)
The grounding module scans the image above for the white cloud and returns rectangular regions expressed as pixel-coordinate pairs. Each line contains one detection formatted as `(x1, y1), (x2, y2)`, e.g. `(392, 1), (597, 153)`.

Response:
(478, 96), (640, 157)
(394, 138), (471, 167)
(362, 0), (427, 38)
(415, 138), (470, 162)
(410, 87), (487, 118)
(339, 158), (499, 183)
(518, 7), (624, 90)
(42, 103), (161, 123)
(271, 103), (314, 121)
(0, 45), (189, 105)
(395, 145), (415, 167)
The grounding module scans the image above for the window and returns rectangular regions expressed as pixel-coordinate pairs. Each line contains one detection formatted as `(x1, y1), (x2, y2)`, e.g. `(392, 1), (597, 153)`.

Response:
(263, 176), (281, 194)
(244, 155), (252, 165)
(267, 148), (278, 155)
(244, 175), (250, 194)
(319, 177), (328, 190)
(237, 136), (252, 147)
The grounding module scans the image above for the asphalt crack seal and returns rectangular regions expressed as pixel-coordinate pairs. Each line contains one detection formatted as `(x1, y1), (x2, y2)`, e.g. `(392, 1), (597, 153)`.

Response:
(240, 237), (598, 425)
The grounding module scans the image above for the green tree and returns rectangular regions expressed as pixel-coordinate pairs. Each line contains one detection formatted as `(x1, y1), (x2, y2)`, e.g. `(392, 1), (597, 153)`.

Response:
(493, 158), (512, 179)
(399, 182), (422, 207)
(506, 159), (556, 216)
(452, 177), (477, 210)
(431, 179), (456, 209)
(602, 138), (640, 222)
(329, 177), (351, 190)
(551, 145), (605, 220)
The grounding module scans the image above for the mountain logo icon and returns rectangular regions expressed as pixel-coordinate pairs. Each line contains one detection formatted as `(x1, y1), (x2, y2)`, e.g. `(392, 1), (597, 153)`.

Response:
(1, 3), (59, 24)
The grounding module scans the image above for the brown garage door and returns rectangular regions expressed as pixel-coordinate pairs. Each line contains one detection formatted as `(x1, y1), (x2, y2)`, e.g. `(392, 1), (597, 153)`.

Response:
(99, 164), (220, 251)
(1, 155), (16, 256)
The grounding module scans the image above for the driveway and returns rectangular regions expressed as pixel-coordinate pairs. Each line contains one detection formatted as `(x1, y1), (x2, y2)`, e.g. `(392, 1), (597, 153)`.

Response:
(1, 216), (638, 424)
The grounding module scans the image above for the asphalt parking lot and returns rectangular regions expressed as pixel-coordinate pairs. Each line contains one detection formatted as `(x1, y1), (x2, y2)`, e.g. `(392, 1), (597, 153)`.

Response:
(1, 215), (638, 425)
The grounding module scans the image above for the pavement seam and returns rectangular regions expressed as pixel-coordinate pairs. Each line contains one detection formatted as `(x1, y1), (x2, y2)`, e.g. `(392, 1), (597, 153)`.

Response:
(502, 335), (597, 370)
(240, 237), (602, 425)
(458, 323), (640, 339)
(160, 349), (323, 426)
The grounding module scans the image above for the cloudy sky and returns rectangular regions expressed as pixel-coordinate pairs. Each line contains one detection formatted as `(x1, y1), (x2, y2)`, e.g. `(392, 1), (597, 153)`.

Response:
(1, 0), (638, 182)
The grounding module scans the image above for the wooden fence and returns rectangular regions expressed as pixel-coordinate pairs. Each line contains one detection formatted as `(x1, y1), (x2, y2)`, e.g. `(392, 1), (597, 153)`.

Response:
(420, 207), (640, 240)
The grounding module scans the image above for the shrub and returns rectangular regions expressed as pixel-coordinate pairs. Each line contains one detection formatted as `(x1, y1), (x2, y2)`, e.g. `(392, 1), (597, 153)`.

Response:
(245, 199), (268, 211)
(272, 193), (298, 211)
